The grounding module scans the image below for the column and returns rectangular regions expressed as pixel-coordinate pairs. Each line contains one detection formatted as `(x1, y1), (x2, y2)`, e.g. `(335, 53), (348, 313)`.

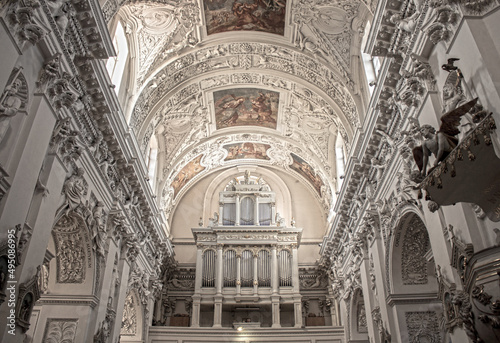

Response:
(213, 298), (222, 328)
(0, 96), (57, 236)
(191, 296), (201, 328)
(271, 245), (278, 294)
(253, 252), (258, 294)
(329, 297), (339, 326)
(271, 202), (276, 225)
(359, 250), (379, 343)
(236, 253), (241, 295)
(194, 244), (203, 293)
(110, 253), (132, 342)
(294, 298), (303, 328)
(254, 197), (259, 226)
(271, 296), (281, 328)
(216, 244), (223, 295)
(218, 202), (223, 225)
(235, 194), (240, 226)
(291, 244), (299, 293)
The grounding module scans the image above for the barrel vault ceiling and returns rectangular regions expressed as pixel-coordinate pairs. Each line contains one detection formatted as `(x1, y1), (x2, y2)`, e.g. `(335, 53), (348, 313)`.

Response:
(112, 0), (373, 231)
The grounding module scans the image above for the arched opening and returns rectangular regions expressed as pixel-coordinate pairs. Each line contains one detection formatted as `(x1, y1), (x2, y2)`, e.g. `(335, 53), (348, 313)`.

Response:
(336, 135), (346, 191)
(106, 21), (129, 96)
(120, 290), (144, 342)
(146, 134), (158, 189)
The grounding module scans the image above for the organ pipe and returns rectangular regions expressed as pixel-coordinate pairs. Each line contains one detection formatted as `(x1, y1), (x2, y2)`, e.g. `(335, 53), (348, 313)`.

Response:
(224, 250), (236, 287)
(279, 250), (292, 287)
(202, 249), (216, 287)
(258, 250), (271, 287)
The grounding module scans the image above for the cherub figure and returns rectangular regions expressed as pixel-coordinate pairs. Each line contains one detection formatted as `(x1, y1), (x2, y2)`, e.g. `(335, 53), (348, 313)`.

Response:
(413, 98), (478, 175)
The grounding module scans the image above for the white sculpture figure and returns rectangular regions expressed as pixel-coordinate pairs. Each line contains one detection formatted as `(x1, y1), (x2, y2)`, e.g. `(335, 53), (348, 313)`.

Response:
(61, 167), (86, 216)
(275, 212), (285, 227)
(91, 201), (107, 257)
(47, 0), (73, 34)
(413, 98), (478, 176)
(208, 212), (219, 226)
(390, 12), (419, 32)
(0, 78), (24, 143)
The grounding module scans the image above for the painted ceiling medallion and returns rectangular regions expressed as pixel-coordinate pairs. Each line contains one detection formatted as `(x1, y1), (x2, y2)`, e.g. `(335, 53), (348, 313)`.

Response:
(203, 0), (286, 35)
(214, 88), (279, 129)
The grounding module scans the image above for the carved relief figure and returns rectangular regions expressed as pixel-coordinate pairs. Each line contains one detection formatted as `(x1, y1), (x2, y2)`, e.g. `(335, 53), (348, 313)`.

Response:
(59, 168), (87, 217)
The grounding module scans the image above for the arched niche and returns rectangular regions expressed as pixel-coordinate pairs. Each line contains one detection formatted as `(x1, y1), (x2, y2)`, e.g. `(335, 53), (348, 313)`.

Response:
(120, 290), (144, 342)
(389, 212), (438, 295)
(349, 288), (369, 342)
(47, 214), (96, 295)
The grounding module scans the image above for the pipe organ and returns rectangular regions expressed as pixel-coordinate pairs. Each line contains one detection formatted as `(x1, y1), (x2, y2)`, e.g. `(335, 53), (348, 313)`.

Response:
(191, 174), (303, 328)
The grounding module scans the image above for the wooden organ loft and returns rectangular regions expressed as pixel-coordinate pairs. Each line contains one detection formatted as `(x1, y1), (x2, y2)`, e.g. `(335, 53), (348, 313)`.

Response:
(190, 173), (303, 328)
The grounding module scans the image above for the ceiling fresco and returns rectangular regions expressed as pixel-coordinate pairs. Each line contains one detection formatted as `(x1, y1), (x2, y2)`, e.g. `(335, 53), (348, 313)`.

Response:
(290, 153), (324, 196)
(214, 88), (279, 129)
(111, 0), (371, 222)
(223, 142), (271, 161)
(203, 0), (287, 35)
(171, 154), (205, 198)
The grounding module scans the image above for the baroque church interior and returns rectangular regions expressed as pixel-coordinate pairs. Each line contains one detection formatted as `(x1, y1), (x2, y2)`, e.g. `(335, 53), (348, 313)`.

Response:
(1, 0), (500, 342)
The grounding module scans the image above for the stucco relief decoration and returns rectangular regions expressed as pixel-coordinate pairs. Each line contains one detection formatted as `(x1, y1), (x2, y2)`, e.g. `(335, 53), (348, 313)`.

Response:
(203, 0), (286, 35)
(131, 43), (359, 135)
(200, 143), (227, 169)
(267, 143), (293, 167)
(405, 311), (441, 342)
(42, 319), (78, 343)
(357, 302), (368, 333)
(5, 0), (46, 45)
(290, 153), (324, 196)
(127, 1), (201, 85)
(293, 0), (358, 73)
(52, 215), (88, 284)
(0, 68), (28, 145)
(171, 154), (205, 198)
(401, 216), (430, 285)
(121, 291), (137, 335)
(214, 88), (279, 129)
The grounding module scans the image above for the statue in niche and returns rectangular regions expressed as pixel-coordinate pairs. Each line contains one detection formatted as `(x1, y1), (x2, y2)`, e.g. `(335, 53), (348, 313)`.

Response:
(0, 76), (24, 144)
(412, 98), (478, 176)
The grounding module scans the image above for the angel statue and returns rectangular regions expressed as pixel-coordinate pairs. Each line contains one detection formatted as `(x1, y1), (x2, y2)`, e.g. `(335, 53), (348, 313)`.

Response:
(413, 98), (478, 176)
